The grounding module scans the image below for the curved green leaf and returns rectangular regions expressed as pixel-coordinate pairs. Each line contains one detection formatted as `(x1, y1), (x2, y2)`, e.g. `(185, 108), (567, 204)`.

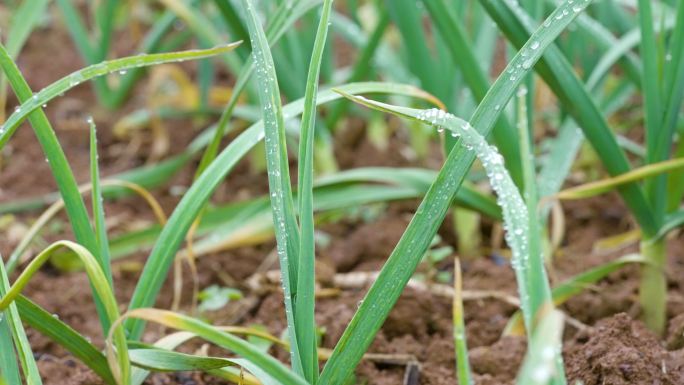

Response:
(113, 309), (306, 385)
(14, 296), (115, 384)
(0, 44), (241, 150)
(0, 241), (130, 385)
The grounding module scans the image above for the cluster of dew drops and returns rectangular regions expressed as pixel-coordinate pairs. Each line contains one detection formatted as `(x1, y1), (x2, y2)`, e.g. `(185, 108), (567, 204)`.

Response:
(504, 0), (589, 21)
(417, 108), (531, 283)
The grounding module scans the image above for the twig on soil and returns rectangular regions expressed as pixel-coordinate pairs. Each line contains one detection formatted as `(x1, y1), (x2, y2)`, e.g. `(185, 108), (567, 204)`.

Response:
(245, 269), (521, 307)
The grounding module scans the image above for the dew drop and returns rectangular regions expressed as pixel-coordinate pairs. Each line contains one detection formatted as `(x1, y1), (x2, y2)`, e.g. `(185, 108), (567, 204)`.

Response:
(532, 366), (552, 382)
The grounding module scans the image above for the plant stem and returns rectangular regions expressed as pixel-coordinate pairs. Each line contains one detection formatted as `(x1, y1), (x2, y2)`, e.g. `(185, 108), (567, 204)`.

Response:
(639, 237), (667, 335)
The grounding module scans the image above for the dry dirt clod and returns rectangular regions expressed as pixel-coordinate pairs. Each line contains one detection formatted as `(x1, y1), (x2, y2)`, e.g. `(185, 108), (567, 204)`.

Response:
(564, 313), (684, 385)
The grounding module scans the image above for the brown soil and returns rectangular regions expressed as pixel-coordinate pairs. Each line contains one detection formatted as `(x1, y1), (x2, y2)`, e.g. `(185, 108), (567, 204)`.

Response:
(564, 313), (683, 385)
(3, 12), (684, 385)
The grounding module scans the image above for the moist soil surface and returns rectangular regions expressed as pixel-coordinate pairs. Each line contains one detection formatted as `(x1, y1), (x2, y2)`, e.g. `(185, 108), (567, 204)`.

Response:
(3, 16), (684, 385)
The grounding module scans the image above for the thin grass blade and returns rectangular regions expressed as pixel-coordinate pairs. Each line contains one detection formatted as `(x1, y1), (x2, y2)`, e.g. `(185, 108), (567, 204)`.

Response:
(157, 0), (242, 74)
(0, 315), (21, 385)
(240, 0), (303, 375)
(662, 2), (684, 210)
(556, 157), (684, 200)
(89, 119), (113, 286)
(0, 0), (49, 121)
(452, 260), (473, 385)
(294, 0), (334, 381)
(638, 0), (666, 220)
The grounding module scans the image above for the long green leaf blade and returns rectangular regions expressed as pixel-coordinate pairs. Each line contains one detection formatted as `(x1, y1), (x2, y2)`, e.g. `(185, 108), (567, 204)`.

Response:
(452, 260), (473, 385)
(294, 0), (334, 381)
(0, 44), (241, 150)
(90, 119), (113, 286)
(241, 0), (304, 376)
(638, 0), (666, 220)
(0, 314), (21, 385)
(0, 0), (50, 122)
